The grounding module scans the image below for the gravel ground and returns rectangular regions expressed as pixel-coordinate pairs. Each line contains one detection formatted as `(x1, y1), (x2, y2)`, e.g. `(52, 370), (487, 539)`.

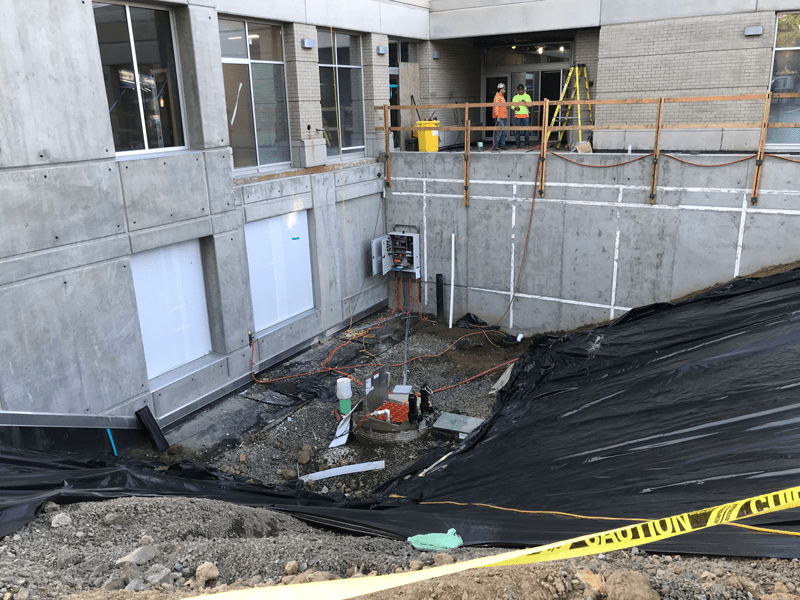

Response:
(1, 308), (798, 600)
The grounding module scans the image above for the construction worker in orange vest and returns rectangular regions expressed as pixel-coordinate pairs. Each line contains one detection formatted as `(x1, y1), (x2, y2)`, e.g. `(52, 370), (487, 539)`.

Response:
(492, 83), (507, 150)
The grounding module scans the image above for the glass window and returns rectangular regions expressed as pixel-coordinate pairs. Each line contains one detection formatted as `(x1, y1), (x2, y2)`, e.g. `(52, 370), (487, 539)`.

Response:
(93, 2), (185, 152)
(219, 19), (291, 168)
(130, 240), (212, 379)
(769, 14), (800, 144)
(318, 30), (366, 156)
(245, 212), (314, 332)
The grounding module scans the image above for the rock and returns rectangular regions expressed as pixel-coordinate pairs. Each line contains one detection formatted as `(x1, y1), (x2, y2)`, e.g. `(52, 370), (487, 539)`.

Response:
(139, 535), (153, 546)
(296, 450), (312, 465)
(321, 485), (329, 494)
(196, 561), (219, 583)
(434, 553), (454, 566)
(125, 578), (146, 591)
(291, 570), (336, 584)
(239, 453), (246, 463)
(409, 560), (424, 571)
(577, 568), (606, 596)
(283, 470), (297, 480)
(728, 575), (762, 595)
(285, 561), (299, 575)
(166, 444), (183, 455)
(102, 577), (126, 591)
(144, 565), (172, 586)
(15, 589), (29, 600)
(103, 512), (124, 526)
(762, 581), (798, 600)
(43, 501), (59, 513)
(116, 545), (160, 566)
(51, 513), (72, 528)
(605, 571), (658, 600)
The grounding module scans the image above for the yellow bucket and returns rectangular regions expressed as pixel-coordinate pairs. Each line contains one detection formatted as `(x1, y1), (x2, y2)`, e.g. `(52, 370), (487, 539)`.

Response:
(415, 120), (439, 152)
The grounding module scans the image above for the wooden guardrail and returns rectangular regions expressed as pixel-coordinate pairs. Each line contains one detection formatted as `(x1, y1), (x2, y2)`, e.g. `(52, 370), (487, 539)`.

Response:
(375, 92), (800, 207)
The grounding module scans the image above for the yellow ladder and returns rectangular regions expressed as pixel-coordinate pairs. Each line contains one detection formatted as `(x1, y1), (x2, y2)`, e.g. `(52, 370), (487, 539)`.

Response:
(546, 63), (594, 149)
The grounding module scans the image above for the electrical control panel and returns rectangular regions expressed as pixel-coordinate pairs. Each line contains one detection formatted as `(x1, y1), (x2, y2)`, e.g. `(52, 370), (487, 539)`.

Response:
(371, 231), (420, 279)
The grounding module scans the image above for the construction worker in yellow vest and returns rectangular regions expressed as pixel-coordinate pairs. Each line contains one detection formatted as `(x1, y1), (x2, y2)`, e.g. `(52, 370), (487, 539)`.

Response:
(512, 84), (532, 148)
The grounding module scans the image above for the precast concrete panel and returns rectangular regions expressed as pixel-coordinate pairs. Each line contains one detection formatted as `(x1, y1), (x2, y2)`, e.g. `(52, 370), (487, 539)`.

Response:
(338, 194), (386, 316)
(737, 212), (800, 276)
(0, 260), (148, 414)
(429, 0), (601, 39)
(670, 210), (740, 300)
(242, 176), (312, 204)
(213, 0), (307, 23)
(0, 163), (125, 260)
(613, 205), (680, 308)
(0, 1), (113, 168)
(205, 149), (237, 214)
(119, 152), (210, 231)
(465, 202), (513, 292)
(599, 0), (758, 26)
(559, 203), (617, 306)
(514, 197), (565, 301)
(304, 0), (381, 31)
(378, 1), (430, 39)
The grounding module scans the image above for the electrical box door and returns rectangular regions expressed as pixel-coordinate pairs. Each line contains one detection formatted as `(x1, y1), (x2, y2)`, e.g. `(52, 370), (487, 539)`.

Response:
(371, 235), (392, 276)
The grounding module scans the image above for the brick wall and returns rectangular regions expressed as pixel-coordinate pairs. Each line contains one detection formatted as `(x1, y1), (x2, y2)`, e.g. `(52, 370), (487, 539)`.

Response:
(283, 23), (324, 141)
(361, 33), (390, 134)
(419, 40), (483, 132)
(595, 12), (775, 126)
(574, 28), (599, 96)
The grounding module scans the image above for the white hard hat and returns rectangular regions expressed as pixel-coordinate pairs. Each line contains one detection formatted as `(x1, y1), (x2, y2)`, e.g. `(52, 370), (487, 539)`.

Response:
(497, 83), (505, 89)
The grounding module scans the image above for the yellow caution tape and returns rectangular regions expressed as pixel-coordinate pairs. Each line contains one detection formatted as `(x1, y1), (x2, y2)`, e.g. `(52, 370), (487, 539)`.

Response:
(488, 485), (800, 567)
(197, 485), (800, 600)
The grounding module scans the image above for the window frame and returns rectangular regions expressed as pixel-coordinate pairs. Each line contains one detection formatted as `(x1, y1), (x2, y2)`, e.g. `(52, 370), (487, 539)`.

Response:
(219, 18), (292, 171)
(767, 12), (800, 151)
(94, 0), (190, 157)
(318, 29), (367, 157)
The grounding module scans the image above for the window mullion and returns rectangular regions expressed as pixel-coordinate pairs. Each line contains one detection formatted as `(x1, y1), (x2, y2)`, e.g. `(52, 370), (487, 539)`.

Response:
(126, 6), (149, 151)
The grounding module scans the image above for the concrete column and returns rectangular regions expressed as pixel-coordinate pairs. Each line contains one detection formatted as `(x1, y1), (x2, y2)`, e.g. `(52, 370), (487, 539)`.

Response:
(361, 33), (390, 157)
(201, 231), (254, 356)
(174, 6), (229, 151)
(284, 23), (327, 168)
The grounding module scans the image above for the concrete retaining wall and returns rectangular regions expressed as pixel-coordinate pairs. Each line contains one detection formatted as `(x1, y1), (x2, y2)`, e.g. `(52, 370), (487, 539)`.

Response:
(385, 151), (800, 333)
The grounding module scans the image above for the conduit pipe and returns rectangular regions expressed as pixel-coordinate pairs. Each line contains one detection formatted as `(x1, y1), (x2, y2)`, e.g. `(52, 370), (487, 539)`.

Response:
(449, 233), (455, 328)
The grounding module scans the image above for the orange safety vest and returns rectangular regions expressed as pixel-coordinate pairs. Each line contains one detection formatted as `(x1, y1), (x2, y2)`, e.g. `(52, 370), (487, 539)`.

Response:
(492, 92), (507, 119)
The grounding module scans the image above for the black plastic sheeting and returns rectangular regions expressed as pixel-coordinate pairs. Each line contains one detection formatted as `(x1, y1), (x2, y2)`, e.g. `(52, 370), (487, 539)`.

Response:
(5, 269), (800, 557)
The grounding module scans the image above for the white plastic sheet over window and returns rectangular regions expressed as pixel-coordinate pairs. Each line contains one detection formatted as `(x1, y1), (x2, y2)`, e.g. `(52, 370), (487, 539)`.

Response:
(130, 240), (213, 379)
(245, 211), (314, 332)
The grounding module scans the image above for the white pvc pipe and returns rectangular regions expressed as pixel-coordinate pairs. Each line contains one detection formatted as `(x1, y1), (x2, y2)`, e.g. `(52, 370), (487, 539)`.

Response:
(449, 232), (455, 329)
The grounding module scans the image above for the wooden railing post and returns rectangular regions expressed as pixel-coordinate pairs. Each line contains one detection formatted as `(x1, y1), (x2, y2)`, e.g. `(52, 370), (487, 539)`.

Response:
(649, 97), (664, 204)
(751, 91), (772, 205)
(464, 110), (471, 207)
(538, 99), (549, 197)
(383, 104), (391, 187)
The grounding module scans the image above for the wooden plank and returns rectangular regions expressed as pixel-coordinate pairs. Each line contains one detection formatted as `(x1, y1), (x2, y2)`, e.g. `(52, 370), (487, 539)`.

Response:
(383, 105), (391, 187)
(751, 91), (772, 205)
(650, 98), (665, 205)
(539, 99), (549, 198)
(464, 119), (471, 207)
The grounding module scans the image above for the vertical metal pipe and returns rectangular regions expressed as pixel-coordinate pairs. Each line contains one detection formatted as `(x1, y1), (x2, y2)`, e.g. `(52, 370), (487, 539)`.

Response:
(436, 274), (444, 322)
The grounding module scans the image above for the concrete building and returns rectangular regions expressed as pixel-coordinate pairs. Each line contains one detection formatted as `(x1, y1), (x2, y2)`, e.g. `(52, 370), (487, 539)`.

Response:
(2, 0), (800, 450)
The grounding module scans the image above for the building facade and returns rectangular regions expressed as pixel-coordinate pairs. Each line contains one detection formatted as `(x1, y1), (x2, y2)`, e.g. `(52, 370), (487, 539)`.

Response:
(2, 0), (799, 447)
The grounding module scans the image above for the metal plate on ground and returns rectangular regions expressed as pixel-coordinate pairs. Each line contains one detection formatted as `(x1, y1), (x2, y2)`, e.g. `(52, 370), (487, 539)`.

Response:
(432, 412), (484, 440)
